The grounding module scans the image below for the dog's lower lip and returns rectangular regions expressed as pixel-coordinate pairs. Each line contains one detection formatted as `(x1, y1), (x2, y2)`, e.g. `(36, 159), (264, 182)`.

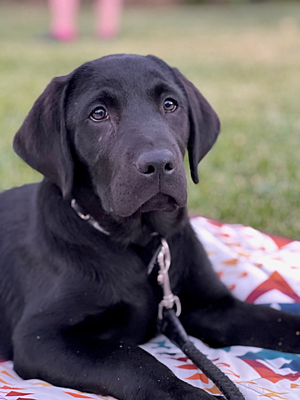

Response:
(140, 193), (178, 213)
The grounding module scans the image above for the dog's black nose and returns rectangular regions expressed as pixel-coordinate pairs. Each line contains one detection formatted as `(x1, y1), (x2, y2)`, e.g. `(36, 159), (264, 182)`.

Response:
(135, 150), (176, 176)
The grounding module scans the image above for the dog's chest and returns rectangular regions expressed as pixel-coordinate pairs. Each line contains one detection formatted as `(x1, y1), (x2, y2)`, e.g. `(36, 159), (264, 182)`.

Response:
(73, 248), (164, 344)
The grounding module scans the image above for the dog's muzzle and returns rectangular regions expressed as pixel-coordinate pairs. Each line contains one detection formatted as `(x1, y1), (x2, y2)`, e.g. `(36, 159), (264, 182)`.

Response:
(108, 149), (187, 217)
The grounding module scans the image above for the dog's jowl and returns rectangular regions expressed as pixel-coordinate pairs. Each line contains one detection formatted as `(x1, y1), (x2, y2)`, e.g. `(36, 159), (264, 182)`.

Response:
(0, 54), (299, 400)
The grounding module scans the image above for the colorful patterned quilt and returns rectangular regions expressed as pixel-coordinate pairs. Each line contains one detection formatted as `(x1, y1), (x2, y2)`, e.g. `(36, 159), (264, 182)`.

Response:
(0, 216), (300, 400)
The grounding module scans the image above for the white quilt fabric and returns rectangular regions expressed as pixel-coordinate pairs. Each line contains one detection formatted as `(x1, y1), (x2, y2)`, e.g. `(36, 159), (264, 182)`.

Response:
(1, 216), (300, 400)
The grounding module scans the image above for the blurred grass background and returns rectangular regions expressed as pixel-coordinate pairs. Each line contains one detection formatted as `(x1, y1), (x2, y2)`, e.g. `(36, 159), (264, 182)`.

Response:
(0, 1), (299, 238)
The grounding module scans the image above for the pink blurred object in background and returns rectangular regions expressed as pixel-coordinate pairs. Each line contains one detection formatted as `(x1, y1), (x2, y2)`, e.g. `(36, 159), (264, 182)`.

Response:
(49, 0), (123, 41)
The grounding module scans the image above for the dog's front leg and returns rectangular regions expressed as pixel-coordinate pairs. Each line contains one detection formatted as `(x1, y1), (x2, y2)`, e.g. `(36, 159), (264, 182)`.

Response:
(12, 312), (217, 400)
(176, 224), (300, 354)
(182, 294), (300, 354)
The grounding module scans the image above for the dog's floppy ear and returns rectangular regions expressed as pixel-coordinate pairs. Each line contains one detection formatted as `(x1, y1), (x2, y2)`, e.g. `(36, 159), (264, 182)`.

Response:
(173, 69), (220, 184)
(13, 74), (74, 199)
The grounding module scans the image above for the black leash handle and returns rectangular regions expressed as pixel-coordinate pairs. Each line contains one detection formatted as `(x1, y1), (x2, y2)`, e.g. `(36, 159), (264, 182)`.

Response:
(159, 309), (245, 400)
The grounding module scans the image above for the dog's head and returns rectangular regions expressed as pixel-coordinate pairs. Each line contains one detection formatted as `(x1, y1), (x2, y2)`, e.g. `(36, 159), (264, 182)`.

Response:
(13, 54), (220, 218)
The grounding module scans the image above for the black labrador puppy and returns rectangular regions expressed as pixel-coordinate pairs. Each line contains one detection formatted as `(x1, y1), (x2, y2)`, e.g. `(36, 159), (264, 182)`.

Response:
(0, 54), (299, 400)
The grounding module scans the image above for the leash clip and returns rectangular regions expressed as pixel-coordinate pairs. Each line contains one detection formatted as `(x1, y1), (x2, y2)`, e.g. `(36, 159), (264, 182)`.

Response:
(157, 238), (181, 320)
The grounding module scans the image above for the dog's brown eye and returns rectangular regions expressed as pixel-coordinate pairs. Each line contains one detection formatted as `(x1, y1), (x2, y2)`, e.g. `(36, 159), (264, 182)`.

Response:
(90, 107), (108, 122)
(163, 99), (177, 112)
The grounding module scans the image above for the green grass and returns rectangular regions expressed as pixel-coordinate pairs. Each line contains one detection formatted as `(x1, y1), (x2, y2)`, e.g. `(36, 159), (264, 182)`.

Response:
(0, 2), (300, 238)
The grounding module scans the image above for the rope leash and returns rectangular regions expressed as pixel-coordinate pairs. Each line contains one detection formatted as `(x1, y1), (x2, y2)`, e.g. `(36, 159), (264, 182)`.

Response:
(155, 238), (245, 400)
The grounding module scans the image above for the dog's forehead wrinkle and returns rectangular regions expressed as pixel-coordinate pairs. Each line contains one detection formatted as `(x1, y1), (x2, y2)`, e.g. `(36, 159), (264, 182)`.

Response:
(84, 87), (127, 110)
(146, 81), (181, 99)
